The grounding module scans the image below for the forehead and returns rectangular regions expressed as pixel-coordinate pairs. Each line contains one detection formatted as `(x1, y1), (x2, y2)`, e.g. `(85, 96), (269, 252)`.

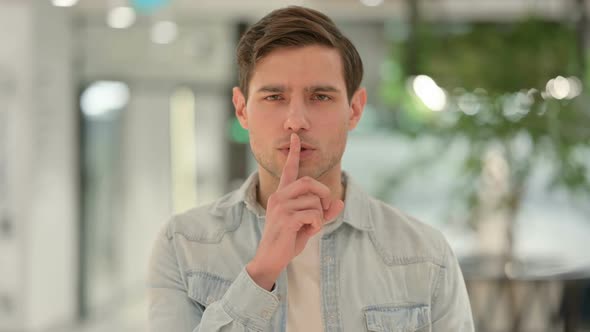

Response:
(249, 45), (345, 91)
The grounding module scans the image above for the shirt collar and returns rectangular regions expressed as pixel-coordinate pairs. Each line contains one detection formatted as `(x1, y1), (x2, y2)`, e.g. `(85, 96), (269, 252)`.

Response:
(209, 171), (372, 232)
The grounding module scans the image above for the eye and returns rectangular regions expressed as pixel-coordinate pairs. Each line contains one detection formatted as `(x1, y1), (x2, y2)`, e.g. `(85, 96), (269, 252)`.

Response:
(264, 94), (283, 101)
(312, 94), (332, 101)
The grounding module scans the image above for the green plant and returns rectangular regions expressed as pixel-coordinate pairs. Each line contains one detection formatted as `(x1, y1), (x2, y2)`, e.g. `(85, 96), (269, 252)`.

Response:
(378, 18), (590, 233)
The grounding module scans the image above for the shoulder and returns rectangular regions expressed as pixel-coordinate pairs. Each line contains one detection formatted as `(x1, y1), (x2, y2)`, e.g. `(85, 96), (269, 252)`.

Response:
(161, 191), (245, 244)
(366, 197), (451, 267)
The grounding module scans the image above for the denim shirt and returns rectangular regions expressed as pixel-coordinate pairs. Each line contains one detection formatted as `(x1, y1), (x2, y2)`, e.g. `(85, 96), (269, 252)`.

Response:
(148, 172), (474, 332)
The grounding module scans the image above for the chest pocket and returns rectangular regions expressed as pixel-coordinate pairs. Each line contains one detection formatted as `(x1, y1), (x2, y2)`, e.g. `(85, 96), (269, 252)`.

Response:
(186, 271), (233, 307)
(363, 304), (431, 332)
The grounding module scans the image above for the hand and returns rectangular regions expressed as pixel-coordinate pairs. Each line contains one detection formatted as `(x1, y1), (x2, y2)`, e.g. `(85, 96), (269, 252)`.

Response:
(246, 133), (344, 290)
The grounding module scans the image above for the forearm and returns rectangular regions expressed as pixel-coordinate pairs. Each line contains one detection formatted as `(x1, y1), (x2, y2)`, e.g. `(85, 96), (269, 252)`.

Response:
(149, 226), (281, 331)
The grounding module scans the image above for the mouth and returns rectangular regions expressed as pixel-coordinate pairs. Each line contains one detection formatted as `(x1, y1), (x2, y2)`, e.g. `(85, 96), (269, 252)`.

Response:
(278, 146), (316, 157)
(278, 143), (316, 150)
(280, 146), (314, 152)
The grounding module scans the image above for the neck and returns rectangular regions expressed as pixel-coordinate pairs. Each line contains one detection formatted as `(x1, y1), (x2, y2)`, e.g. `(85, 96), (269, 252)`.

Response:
(256, 166), (345, 210)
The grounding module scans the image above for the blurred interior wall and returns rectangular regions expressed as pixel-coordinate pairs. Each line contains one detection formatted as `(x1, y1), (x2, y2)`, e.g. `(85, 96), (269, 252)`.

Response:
(0, 0), (78, 330)
(75, 13), (234, 318)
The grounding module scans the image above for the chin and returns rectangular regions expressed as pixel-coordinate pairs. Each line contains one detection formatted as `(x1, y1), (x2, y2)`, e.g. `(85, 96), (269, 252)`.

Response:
(298, 167), (328, 180)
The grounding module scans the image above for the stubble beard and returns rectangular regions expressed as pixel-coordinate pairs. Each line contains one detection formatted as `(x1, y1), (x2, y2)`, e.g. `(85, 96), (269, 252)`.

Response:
(252, 143), (345, 183)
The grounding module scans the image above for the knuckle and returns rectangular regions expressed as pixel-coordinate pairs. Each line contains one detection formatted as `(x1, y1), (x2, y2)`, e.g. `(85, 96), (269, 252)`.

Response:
(312, 214), (322, 226)
(305, 209), (320, 221)
(313, 195), (322, 205)
(272, 201), (286, 213)
(301, 176), (313, 184)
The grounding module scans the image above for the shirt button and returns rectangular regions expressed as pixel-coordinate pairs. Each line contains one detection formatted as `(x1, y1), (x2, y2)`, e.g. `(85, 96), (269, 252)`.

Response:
(261, 309), (272, 319)
(206, 296), (215, 304)
(276, 294), (282, 301)
(324, 256), (335, 264)
(327, 314), (337, 325)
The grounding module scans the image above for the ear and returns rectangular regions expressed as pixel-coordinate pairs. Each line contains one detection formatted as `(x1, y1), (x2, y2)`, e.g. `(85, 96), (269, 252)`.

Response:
(348, 87), (366, 131)
(233, 87), (248, 129)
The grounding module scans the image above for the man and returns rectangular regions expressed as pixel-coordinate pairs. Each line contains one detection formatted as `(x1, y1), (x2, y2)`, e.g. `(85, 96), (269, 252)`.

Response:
(148, 6), (474, 332)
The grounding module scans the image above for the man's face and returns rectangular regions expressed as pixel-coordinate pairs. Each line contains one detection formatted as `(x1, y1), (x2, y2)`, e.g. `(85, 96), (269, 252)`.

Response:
(233, 45), (365, 181)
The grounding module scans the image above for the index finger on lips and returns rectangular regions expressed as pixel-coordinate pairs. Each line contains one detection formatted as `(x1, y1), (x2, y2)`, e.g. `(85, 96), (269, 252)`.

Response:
(278, 133), (300, 190)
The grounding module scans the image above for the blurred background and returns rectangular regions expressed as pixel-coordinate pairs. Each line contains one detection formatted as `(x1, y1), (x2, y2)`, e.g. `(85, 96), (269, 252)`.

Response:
(1, 0), (590, 331)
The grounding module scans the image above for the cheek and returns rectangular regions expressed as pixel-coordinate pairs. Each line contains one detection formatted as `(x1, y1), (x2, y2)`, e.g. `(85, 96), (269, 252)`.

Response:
(311, 112), (349, 132)
(247, 105), (284, 126)
(248, 115), (279, 136)
(247, 117), (279, 150)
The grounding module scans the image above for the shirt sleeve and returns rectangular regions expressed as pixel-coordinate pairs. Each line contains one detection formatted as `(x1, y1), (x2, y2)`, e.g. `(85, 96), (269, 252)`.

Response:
(147, 223), (280, 332)
(430, 240), (475, 331)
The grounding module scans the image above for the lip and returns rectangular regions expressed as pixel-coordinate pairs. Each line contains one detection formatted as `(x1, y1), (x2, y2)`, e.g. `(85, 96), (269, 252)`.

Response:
(278, 147), (316, 159)
(277, 142), (316, 150)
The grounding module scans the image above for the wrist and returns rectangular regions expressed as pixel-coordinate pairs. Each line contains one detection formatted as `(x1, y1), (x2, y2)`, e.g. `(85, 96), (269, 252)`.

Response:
(246, 260), (280, 291)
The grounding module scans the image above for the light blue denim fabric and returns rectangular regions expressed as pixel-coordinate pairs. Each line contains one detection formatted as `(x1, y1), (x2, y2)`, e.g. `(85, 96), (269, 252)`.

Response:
(148, 172), (474, 332)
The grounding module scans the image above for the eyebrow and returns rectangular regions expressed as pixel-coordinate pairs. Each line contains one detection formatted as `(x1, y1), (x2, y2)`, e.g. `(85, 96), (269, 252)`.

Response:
(306, 85), (341, 93)
(255, 84), (342, 94)
(256, 85), (287, 93)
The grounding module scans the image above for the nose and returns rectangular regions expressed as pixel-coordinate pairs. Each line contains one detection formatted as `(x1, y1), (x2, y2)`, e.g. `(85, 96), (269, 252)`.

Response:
(283, 100), (310, 132)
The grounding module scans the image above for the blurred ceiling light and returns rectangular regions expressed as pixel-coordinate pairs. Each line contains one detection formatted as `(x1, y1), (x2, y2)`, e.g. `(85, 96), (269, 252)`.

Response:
(411, 75), (447, 111)
(360, 0), (384, 6)
(546, 75), (571, 100)
(151, 21), (178, 44)
(546, 76), (583, 100)
(80, 81), (130, 118)
(107, 6), (136, 29)
(567, 76), (583, 99)
(502, 91), (532, 121)
(458, 93), (480, 115)
(51, 0), (79, 7)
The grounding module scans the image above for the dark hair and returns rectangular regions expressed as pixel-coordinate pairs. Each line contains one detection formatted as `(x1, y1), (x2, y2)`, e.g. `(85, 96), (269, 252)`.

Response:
(236, 6), (364, 102)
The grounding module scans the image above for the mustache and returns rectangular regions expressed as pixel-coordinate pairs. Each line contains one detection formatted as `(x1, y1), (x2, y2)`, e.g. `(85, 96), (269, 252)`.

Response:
(275, 135), (319, 148)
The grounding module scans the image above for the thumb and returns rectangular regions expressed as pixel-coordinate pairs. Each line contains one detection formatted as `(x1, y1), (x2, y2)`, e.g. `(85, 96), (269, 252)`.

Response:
(324, 199), (344, 222)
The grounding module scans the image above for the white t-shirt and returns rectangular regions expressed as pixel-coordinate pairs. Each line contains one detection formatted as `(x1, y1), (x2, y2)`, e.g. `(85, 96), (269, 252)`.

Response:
(286, 229), (324, 332)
